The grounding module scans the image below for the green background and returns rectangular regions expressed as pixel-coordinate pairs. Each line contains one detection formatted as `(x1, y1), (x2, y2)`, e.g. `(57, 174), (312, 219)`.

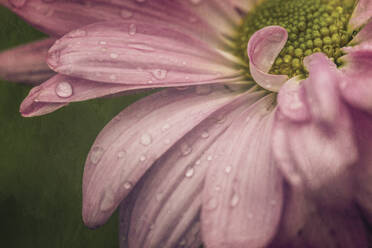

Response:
(0, 6), (142, 248)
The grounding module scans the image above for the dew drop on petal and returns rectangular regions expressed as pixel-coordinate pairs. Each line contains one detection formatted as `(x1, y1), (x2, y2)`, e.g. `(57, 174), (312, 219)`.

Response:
(205, 197), (218, 210)
(55, 81), (73, 98)
(128, 43), (155, 52)
(123, 181), (133, 190)
(117, 150), (126, 159)
(110, 53), (119, 59)
(185, 167), (194, 178)
(161, 123), (170, 132)
(67, 29), (87, 38)
(225, 166), (232, 174)
(207, 155), (213, 161)
(180, 143), (192, 156)
(151, 69), (167, 80)
(129, 24), (137, 35)
(100, 190), (115, 211)
(140, 133), (152, 146)
(195, 159), (201, 165)
(201, 131), (209, 139)
(230, 193), (240, 207)
(120, 9), (133, 19)
(90, 146), (104, 164)
(139, 155), (146, 162)
(99, 41), (107, 45)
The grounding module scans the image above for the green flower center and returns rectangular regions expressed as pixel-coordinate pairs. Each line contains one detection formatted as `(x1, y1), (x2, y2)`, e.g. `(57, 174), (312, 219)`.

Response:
(235, 0), (356, 79)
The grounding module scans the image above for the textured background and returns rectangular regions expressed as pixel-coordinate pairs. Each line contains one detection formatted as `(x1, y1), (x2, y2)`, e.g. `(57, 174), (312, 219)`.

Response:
(0, 6), (142, 248)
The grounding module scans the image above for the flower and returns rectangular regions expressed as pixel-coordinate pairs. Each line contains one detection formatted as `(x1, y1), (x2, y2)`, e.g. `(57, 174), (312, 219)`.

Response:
(1, 0), (372, 247)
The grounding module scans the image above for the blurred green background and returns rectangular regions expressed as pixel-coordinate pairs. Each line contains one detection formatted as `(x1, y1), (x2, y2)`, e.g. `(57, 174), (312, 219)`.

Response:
(0, 6), (142, 248)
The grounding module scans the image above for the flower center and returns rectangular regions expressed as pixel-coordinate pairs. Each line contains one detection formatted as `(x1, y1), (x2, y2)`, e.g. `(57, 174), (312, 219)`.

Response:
(236, 0), (356, 79)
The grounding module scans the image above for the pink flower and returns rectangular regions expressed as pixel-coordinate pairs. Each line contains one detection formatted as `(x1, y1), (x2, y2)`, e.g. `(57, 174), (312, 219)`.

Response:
(2, 0), (372, 247)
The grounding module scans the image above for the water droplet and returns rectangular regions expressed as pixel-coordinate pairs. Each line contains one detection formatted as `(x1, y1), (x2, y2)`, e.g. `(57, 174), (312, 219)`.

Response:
(90, 146), (104, 164)
(139, 155), (146, 162)
(99, 41), (107, 45)
(129, 24), (137, 35)
(9, 0), (26, 8)
(207, 155), (213, 161)
(195, 85), (212, 95)
(100, 190), (114, 211)
(151, 69), (167, 80)
(176, 86), (189, 91)
(128, 43), (155, 52)
(161, 123), (170, 132)
(140, 133), (152, 146)
(195, 160), (201, 165)
(185, 167), (194, 178)
(180, 143), (192, 156)
(67, 29), (87, 38)
(205, 197), (218, 210)
(201, 131), (209, 139)
(55, 81), (73, 98)
(110, 53), (119, 59)
(230, 193), (240, 207)
(216, 113), (226, 124)
(120, 9), (133, 19)
(117, 150), (126, 159)
(225, 166), (232, 174)
(123, 181), (133, 190)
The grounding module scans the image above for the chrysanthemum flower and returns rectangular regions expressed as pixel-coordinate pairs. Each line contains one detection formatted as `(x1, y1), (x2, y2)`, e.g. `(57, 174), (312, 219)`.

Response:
(2, 0), (372, 247)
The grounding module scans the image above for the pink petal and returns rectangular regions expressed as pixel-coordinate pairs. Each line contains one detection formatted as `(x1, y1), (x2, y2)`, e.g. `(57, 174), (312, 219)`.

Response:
(179, 0), (241, 37)
(348, 0), (372, 30)
(351, 110), (372, 225)
(273, 53), (358, 194)
(272, 188), (368, 248)
(277, 77), (310, 122)
(202, 95), (284, 248)
(247, 26), (289, 92)
(20, 84), (67, 117)
(349, 20), (372, 45)
(82, 86), (247, 228)
(47, 21), (237, 86)
(1, 0), (219, 43)
(340, 46), (372, 113)
(128, 90), (265, 248)
(0, 38), (54, 84)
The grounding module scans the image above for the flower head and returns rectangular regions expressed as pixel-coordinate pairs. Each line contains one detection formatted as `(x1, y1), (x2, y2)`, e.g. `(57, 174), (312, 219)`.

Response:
(2, 0), (372, 247)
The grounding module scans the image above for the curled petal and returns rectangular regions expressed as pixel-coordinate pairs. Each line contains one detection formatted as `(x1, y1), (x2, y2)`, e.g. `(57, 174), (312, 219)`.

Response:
(340, 46), (372, 113)
(202, 95), (284, 248)
(0, 38), (55, 84)
(247, 26), (289, 92)
(128, 90), (265, 248)
(47, 21), (236, 86)
(277, 77), (310, 122)
(273, 53), (357, 198)
(348, 0), (372, 30)
(82, 86), (247, 228)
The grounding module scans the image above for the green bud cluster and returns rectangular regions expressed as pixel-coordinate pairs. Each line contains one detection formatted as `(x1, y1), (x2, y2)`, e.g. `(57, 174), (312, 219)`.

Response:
(235, 0), (356, 79)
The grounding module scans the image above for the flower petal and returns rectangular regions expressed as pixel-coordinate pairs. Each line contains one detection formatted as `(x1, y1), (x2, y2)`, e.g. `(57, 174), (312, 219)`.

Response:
(272, 188), (368, 248)
(348, 0), (372, 30)
(349, 20), (372, 45)
(340, 46), (372, 113)
(1, 0), (219, 42)
(127, 91), (264, 248)
(229, 0), (257, 13)
(247, 26), (289, 92)
(277, 76), (310, 122)
(273, 53), (357, 196)
(82, 86), (247, 228)
(47, 21), (237, 86)
(0, 38), (54, 84)
(202, 95), (284, 248)
(351, 110), (372, 225)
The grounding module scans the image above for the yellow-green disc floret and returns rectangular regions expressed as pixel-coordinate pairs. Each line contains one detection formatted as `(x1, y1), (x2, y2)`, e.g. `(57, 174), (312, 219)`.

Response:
(235, 0), (357, 79)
